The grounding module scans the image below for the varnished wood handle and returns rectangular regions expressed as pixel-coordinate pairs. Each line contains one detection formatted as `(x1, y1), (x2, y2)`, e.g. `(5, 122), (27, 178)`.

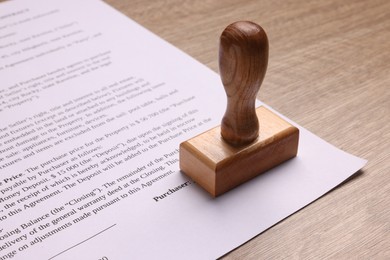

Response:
(219, 21), (268, 146)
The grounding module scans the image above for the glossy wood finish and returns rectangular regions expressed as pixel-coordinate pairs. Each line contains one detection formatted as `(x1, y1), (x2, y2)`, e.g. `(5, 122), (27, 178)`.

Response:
(180, 21), (296, 197)
(180, 106), (299, 197)
(104, 0), (389, 258)
(219, 21), (268, 146)
(4, 0), (386, 258)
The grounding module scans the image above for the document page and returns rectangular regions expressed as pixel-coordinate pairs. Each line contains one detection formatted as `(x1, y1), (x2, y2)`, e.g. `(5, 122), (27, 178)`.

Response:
(0, 0), (366, 259)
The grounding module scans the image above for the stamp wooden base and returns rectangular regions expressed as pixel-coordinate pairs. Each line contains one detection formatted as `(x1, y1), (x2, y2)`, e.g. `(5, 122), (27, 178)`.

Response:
(179, 106), (299, 197)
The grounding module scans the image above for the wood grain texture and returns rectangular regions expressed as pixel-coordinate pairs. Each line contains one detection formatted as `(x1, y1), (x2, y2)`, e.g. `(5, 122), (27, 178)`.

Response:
(1, 0), (384, 258)
(0, 0), (390, 260)
(103, 0), (389, 259)
(219, 21), (268, 146)
(180, 106), (299, 197)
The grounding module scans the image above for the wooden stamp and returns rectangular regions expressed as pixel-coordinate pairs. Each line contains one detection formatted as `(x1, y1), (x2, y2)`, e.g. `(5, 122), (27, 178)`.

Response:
(179, 21), (299, 197)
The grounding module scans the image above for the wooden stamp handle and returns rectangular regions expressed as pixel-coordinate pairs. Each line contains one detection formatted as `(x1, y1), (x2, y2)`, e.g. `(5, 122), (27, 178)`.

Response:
(219, 21), (268, 146)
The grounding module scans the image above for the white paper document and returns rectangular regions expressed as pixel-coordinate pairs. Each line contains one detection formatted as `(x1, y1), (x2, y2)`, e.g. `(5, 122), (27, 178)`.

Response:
(0, 0), (366, 259)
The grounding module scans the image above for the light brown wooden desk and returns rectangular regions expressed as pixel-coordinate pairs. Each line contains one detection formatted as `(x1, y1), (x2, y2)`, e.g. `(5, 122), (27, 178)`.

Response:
(104, 0), (389, 259)
(2, 0), (386, 258)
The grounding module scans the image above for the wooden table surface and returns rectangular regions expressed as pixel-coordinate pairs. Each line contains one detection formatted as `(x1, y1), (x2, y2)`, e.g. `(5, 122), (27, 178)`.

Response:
(1, 0), (387, 258)
(108, 0), (389, 259)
